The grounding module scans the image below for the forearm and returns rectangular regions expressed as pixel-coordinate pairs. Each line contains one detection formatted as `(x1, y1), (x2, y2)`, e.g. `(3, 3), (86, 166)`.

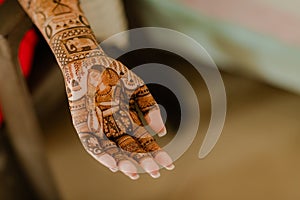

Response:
(18, 0), (107, 138)
(18, 0), (104, 70)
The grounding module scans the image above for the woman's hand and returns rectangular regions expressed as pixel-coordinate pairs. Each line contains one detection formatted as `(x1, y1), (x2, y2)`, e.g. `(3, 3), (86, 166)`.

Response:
(18, 0), (174, 179)
(68, 56), (174, 179)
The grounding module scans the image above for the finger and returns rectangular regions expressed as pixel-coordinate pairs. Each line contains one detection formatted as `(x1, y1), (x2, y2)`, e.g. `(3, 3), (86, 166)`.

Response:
(100, 139), (126, 164)
(140, 157), (160, 178)
(108, 134), (140, 179)
(139, 132), (174, 170)
(127, 151), (161, 178)
(133, 126), (174, 170)
(134, 85), (167, 137)
(114, 133), (162, 178)
(115, 134), (145, 154)
(99, 139), (139, 180)
(134, 127), (161, 153)
(145, 108), (167, 137)
(130, 126), (164, 178)
(118, 160), (139, 180)
(79, 133), (118, 171)
(97, 154), (119, 172)
(152, 150), (175, 171)
(116, 134), (160, 178)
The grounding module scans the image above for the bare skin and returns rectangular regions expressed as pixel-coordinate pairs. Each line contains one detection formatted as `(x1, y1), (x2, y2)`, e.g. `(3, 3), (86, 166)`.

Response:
(18, 0), (174, 179)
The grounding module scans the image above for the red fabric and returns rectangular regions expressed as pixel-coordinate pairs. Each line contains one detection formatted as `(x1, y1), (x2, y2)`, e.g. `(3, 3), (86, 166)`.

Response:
(0, 3), (38, 125)
(18, 29), (39, 77)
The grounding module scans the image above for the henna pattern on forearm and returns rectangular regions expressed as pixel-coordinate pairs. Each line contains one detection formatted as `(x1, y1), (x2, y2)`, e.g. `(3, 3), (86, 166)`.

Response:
(18, 0), (104, 69)
(18, 0), (168, 171)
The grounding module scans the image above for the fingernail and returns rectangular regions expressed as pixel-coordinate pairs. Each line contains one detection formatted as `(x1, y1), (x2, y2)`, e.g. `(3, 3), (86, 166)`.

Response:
(165, 164), (175, 171)
(109, 167), (119, 173)
(158, 127), (167, 137)
(129, 173), (139, 180)
(150, 171), (160, 179)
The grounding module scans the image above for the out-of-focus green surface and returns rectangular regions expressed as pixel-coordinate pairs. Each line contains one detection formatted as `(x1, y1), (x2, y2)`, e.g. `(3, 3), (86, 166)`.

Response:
(131, 0), (300, 94)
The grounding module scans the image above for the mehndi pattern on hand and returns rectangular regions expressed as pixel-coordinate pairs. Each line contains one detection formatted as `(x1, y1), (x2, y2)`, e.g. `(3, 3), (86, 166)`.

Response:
(18, 0), (174, 180)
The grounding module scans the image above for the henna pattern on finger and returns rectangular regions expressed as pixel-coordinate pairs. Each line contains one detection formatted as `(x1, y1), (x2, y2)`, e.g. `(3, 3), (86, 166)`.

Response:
(133, 127), (161, 151)
(133, 85), (159, 116)
(99, 139), (127, 164)
(114, 134), (151, 164)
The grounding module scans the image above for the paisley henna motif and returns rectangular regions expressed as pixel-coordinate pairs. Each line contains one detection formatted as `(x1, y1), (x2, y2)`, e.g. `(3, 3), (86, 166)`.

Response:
(79, 133), (104, 156)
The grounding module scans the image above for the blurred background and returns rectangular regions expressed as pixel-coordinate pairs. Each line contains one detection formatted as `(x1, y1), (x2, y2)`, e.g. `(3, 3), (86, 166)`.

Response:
(1, 0), (300, 199)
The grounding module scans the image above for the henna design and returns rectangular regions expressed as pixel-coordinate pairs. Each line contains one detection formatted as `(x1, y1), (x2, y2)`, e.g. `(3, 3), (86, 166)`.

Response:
(63, 36), (97, 54)
(52, 0), (72, 16)
(50, 27), (103, 67)
(69, 96), (90, 133)
(89, 64), (161, 151)
(71, 79), (81, 91)
(18, 0), (173, 178)
(79, 133), (104, 156)
(99, 139), (127, 164)
(19, 0), (103, 68)
(66, 86), (72, 98)
(78, 15), (90, 27)
(133, 85), (158, 115)
(26, 0), (32, 9)
(45, 25), (53, 39)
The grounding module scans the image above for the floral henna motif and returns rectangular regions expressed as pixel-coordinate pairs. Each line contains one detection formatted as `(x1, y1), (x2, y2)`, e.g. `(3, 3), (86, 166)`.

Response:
(79, 133), (104, 156)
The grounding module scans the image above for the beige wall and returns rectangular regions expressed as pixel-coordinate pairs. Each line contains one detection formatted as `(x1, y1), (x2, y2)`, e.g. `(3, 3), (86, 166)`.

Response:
(178, 0), (300, 46)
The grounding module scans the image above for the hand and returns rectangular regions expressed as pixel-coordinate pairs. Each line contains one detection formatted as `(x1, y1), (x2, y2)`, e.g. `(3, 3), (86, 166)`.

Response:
(67, 56), (174, 179)
(17, 0), (174, 180)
